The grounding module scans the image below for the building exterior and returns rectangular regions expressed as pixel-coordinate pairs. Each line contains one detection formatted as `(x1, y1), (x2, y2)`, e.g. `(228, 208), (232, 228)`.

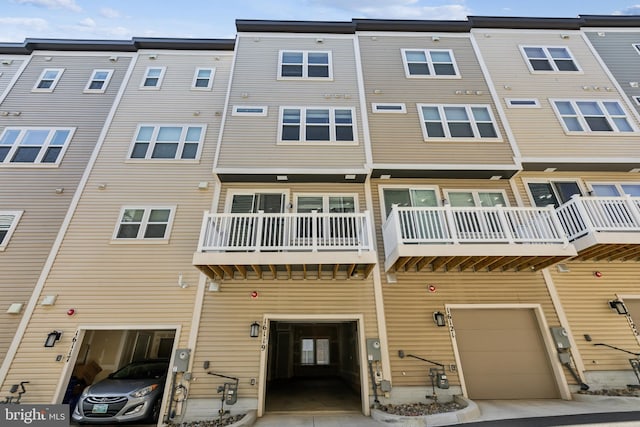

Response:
(1, 14), (640, 425)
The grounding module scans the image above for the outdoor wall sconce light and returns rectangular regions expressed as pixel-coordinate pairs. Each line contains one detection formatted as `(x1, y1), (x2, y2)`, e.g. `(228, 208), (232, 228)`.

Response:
(609, 300), (628, 315)
(250, 321), (260, 338)
(433, 311), (446, 327)
(44, 331), (62, 347)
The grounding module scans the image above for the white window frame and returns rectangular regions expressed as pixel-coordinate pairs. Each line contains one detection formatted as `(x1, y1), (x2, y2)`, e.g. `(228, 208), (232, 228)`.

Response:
(112, 206), (176, 242)
(0, 210), (23, 251)
(0, 127), (75, 166)
(633, 44), (640, 55)
(372, 103), (407, 113)
(443, 189), (510, 207)
(523, 178), (587, 208)
(401, 48), (460, 78)
(378, 184), (441, 221)
(191, 67), (215, 90)
(277, 50), (333, 80)
(300, 337), (330, 366)
(232, 106), (268, 116)
(83, 69), (114, 93)
(224, 189), (290, 213)
(127, 124), (206, 161)
(519, 45), (581, 73)
(140, 66), (166, 89)
(32, 68), (64, 92)
(550, 99), (637, 134)
(586, 182), (640, 197)
(293, 193), (359, 213)
(633, 96), (640, 106)
(505, 98), (540, 108)
(277, 106), (357, 145)
(417, 103), (501, 141)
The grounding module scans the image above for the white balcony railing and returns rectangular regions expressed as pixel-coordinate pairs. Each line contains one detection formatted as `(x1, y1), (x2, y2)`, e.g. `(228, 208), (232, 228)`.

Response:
(555, 195), (640, 241)
(382, 205), (569, 258)
(197, 210), (375, 253)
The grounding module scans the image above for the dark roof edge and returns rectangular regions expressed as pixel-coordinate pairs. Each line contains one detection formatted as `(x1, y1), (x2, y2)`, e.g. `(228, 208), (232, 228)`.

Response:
(468, 16), (583, 30)
(580, 14), (640, 27)
(236, 19), (355, 34)
(353, 19), (471, 32)
(0, 37), (235, 55)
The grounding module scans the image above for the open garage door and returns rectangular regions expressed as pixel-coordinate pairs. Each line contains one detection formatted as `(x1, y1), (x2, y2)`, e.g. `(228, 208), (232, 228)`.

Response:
(451, 308), (560, 399)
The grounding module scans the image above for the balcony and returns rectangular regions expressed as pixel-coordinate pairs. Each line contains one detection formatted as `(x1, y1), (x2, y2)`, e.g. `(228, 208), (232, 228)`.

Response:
(556, 195), (640, 261)
(193, 211), (377, 280)
(382, 206), (576, 272)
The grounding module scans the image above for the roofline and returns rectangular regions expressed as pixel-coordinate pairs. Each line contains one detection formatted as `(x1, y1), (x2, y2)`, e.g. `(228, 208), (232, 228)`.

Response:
(236, 19), (355, 34)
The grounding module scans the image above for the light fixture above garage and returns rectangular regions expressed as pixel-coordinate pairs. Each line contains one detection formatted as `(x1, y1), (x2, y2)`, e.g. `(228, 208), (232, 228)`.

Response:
(250, 321), (260, 338)
(433, 311), (446, 327)
(609, 299), (628, 315)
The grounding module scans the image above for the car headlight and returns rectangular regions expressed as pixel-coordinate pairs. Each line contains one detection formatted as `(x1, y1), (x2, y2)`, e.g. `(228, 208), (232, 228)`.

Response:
(80, 386), (91, 397)
(131, 384), (159, 398)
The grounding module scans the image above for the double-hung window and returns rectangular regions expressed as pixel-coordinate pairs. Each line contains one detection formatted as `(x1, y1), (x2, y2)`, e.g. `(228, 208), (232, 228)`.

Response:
(401, 49), (459, 77)
(279, 107), (355, 143)
(140, 66), (166, 89)
(84, 69), (113, 93)
(551, 100), (635, 133)
(114, 207), (175, 241)
(301, 338), (330, 365)
(418, 104), (499, 140)
(0, 127), (75, 165)
(521, 46), (580, 72)
(33, 68), (64, 92)
(129, 124), (206, 160)
(0, 211), (23, 250)
(192, 67), (215, 90)
(278, 51), (332, 79)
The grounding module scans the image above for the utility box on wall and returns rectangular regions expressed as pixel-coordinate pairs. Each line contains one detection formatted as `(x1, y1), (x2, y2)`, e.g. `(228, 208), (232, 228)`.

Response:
(550, 327), (571, 350)
(366, 338), (381, 361)
(173, 348), (191, 372)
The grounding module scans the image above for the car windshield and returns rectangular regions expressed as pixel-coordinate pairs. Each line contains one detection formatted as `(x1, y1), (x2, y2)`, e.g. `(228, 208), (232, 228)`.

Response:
(111, 361), (168, 380)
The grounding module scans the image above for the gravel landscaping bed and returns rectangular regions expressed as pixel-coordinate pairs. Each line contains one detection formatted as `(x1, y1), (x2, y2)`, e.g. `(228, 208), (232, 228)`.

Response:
(373, 401), (464, 416)
(168, 413), (246, 427)
(578, 387), (640, 397)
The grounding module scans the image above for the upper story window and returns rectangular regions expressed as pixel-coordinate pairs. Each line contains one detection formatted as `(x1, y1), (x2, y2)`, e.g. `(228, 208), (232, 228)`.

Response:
(278, 51), (332, 79)
(401, 49), (459, 77)
(382, 187), (439, 217)
(551, 100), (635, 133)
(589, 183), (640, 197)
(633, 44), (640, 55)
(84, 69), (113, 93)
(0, 211), (23, 251)
(444, 190), (508, 207)
(521, 46), (579, 72)
(0, 127), (75, 165)
(113, 206), (175, 241)
(192, 67), (215, 90)
(372, 103), (407, 113)
(140, 66), (166, 89)
(33, 68), (64, 92)
(527, 180), (582, 208)
(418, 104), (499, 140)
(279, 107), (355, 144)
(129, 124), (206, 160)
(295, 194), (357, 213)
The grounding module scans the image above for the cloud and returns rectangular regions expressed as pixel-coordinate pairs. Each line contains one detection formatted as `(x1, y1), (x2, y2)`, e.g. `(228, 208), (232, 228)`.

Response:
(78, 17), (96, 28)
(58, 22), (133, 39)
(100, 7), (122, 19)
(307, 0), (470, 20)
(614, 5), (640, 15)
(16, 0), (82, 12)
(0, 17), (49, 41)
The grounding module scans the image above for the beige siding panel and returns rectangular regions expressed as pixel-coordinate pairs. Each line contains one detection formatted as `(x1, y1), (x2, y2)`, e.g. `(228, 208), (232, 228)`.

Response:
(357, 34), (515, 165)
(190, 278), (378, 399)
(217, 36), (367, 169)
(548, 261), (640, 372)
(2, 52), (233, 402)
(0, 55), (133, 365)
(473, 30), (640, 159)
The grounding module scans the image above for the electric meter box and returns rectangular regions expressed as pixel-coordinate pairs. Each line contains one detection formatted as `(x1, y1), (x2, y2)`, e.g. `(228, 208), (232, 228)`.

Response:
(225, 382), (238, 405)
(173, 348), (191, 372)
(550, 327), (571, 350)
(366, 338), (382, 362)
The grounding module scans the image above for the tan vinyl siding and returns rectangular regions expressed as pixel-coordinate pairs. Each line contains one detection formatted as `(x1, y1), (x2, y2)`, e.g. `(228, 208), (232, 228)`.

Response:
(358, 34), (515, 166)
(0, 54), (132, 365)
(472, 30), (640, 159)
(1, 52), (232, 402)
(217, 35), (367, 169)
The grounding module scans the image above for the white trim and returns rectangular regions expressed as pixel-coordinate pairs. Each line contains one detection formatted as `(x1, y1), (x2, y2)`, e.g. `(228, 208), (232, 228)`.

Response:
(0, 127), (76, 166)
(212, 42), (237, 170)
(522, 178), (587, 207)
(191, 67), (215, 90)
(519, 45), (582, 74)
(293, 192), (359, 213)
(417, 103), (502, 141)
(232, 106), (268, 116)
(277, 50), (333, 81)
(446, 303), (571, 400)
(633, 44), (640, 56)
(505, 98), (540, 108)
(0, 52), (139, 390)
(442, 188), (510, 207)
(83, 69), (114, 93)
(586, 181), (640, 196)
(615, 294), (640, 345)
(0, 210), (23, 251)
(633, 96), (640, 106)
(400, 48), (461, 79)
(0, 55), (30, 104)
(32, 68), (64, 92)
(111, 205), (177, 241)
(353, 36), (374, 167)
(224, 189), (290, 213)
(214, 167), (369, 175)
(377, 184), (441, 221)
(127, 123), (207, 161)
(357, 31), (471, 39)
(277, 106), (358, 144)
(550, 98), (637, 134)
(372, 103), (407, 113)
(370, 163), (519, 171)
(140, 66), (166, 89)
(257, 314), (369, 417)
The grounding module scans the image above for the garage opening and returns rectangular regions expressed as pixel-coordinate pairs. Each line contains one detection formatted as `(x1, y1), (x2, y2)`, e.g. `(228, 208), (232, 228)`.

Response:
(63, 328), (175, 424)
(451, 308), (560, 400)
(265, 321), (361, 412)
